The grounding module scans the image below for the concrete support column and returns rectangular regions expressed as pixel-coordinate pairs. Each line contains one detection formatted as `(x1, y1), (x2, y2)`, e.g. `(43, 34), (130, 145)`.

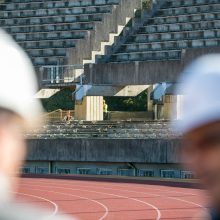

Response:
(162, 94), (184, 120)
(161, 94), (174, 120)
(75, 96), (103, 121)
(147, 85), (154, 112)
(176, 95), (184, 120)
(48, 161), (52, 174)
(154, 104), (158, 120)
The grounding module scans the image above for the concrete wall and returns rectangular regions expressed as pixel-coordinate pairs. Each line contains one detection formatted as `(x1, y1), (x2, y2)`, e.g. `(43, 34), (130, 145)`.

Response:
(85, 47), (220, 85)
(109, 111), (153, 121)
(26, 138), (181, 163)
(23, 161), (184, 178)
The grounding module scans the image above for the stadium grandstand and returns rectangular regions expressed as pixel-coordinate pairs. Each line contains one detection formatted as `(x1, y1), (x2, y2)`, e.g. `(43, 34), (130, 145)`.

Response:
(0, 0), (219, 179)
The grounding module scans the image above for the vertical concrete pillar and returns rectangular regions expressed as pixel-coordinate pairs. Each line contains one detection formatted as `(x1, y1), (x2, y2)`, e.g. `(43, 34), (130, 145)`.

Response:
(162, 94), (184, 120)
(154, 104), (158, 120)
(48, 161), (52, 174)
(176, 95), (184, 120)
(75, 96), (103, 121)
(162, 94), (174, 119)
(147, 85), (154, 112)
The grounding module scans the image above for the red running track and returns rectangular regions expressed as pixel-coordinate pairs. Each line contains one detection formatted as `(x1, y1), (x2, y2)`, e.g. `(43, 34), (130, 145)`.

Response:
(15, 178), (208, 220)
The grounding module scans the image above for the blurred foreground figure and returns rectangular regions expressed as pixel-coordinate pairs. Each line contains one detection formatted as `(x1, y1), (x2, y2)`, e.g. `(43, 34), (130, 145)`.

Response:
(0, 29), (72, 220)
(174, 55), (220, 220)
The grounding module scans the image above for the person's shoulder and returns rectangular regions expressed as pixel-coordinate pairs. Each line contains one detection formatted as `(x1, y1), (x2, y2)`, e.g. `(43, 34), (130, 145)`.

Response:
(0, 202), (73, 220)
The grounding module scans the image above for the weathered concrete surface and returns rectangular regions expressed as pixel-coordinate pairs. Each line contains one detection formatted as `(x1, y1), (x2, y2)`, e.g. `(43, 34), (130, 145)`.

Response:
(22, 174), (201, 188)
(75, 96), (103, 121)
(86, 85), (149, 97)
(27, 138), (181, 163)
(34, 89), (60, 99)
(109, 111), (153, 120)
(85, 47), (220, 85)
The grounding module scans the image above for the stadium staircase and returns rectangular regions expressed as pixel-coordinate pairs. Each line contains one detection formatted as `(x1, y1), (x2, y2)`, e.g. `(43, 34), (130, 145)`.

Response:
(97, 0), (220, 63)
(26, 120), (176, 139)
(0, 0), (141, 74)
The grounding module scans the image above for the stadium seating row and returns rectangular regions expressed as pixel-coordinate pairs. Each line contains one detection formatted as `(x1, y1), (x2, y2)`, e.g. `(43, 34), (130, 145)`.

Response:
(2, 0), (119, 10)
(0, 5), (114, 18)
(26, 120), (177, 139)
(0, 0), (121, 66)
(0, 13), (104, 26)
(3, 0), (219, 67)
(99, 0), (220, 63)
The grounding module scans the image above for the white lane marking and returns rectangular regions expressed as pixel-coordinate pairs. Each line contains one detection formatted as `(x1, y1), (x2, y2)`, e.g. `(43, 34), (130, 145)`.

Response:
(21, 182), (161, 220)
(65, 183), (204, 207)
(26, 179), (207, 213)
(13, 192), (58, 218)
(106, 183), (199, 196)
(27, 178), (207, 210)
(18, 186), (108, 220)
(78, 182), (207, 209)
(72, 183), (207, 211)
(23, 178), (201, 197)
(168, 197), (204, 209)
(93, 180), (199, 196)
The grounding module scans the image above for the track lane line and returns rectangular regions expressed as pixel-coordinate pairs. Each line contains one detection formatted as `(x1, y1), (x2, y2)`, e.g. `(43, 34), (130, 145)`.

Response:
(18, 186), (109, 220)
(23, 178), (201, 197)
(25, 179), (208, 217)
(20, 182), (161, 220)
(13, 192), (58, 218)
(28, 179), (206, 210)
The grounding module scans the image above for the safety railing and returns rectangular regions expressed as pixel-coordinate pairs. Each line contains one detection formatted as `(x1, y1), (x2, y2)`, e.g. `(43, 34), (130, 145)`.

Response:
(39, 64), (84, 86)
(41, 109), (75, 122)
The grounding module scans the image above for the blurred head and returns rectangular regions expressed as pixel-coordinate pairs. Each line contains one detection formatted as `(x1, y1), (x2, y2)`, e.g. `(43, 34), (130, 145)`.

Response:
(174, 54), (220, 210)
(0, 29), (42, 202)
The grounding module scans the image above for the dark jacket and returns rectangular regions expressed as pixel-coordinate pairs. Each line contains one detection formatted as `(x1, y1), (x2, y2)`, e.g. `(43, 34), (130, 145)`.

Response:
(211, 210), (220, 220)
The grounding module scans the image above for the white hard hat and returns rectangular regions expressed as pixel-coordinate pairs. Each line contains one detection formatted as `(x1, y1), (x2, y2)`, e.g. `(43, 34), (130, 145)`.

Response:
(174, 54), (220, 134)
(0, 29), (42, 127)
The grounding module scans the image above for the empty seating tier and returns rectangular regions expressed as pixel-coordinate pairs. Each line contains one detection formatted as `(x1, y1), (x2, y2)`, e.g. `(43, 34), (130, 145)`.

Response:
(26, 120), (177, 139)
(0, 0), (120, 66)
(98, 0), (220, 63)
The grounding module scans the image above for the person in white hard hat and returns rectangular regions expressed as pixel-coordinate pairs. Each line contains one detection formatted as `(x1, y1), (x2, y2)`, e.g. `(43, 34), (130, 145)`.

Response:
(0, 29), (72, 220)
(174, 54), (220, 220)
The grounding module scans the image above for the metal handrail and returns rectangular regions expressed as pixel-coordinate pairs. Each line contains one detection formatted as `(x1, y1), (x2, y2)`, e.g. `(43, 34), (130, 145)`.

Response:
(39, 64), (84, 85)
(42, 109), (75, 122)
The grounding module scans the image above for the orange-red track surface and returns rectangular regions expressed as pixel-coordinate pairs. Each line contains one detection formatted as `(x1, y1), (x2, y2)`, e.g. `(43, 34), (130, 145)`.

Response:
(15, 178), (208, 220)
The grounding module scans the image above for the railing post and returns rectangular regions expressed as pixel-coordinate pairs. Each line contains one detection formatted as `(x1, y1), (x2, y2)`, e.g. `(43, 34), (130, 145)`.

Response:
(56, 65), (59, 83)
(60, 110), (63, 121)
(39, 67), (44, 88)
(50, 66), (53, 84)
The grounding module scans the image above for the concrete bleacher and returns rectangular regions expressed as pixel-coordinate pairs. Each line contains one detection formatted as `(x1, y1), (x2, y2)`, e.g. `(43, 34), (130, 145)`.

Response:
(97, 0), (220, 63)
(0, 0), (118, 66)
(26, 120), (177, 139)
(25, 119), (182, 178)
(0, 0), (141, 68)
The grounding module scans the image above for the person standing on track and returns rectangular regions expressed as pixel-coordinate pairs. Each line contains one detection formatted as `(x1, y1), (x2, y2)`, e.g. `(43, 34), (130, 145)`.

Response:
(174, 54), (220, 220)
(103, 100), (108, 120)
(0, 29), (73, 220)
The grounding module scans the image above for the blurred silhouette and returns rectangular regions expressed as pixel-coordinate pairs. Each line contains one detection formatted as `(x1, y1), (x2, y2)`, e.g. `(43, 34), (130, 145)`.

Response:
(174, 55), (220, 220)
(0, 29), (72, 220)
(103, 100), (108, 120)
